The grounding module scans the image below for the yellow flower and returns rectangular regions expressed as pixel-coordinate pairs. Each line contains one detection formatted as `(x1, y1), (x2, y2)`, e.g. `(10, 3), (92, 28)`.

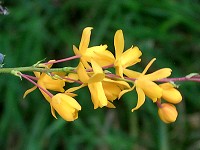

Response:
(77, 59), (108, 108)
(73, 27), (114, 69)
(158, 103), (178, 123)
(76, 58), (130, 109)
(23, 62), (65, 102)
(51, 93), (81, 121)
(120, 58), (172, 111)
(159, 83), (182, 104)
(114, 30), (142, 78)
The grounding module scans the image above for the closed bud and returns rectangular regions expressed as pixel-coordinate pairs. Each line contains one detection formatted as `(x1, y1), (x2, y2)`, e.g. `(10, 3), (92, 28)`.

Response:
(51, 93), (81, 121)
(159, 83), (182, 104)
(158, 103), (178, 123)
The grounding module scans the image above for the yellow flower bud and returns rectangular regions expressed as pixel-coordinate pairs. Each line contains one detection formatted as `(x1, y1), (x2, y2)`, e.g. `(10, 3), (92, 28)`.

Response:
(159, 83), (182, 104)
(51, 93), (81, 121)
(158, 103), (178, 123)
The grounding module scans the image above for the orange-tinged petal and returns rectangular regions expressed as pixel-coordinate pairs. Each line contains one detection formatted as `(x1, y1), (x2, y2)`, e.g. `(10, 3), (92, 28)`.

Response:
(143, 68), (172, 81)
(77, 62), (89, 83)
(79, 27), (93, 54)
(114, 30), (124, 60)
(23, 86), (37, 98)
(136, 79), (162, 102)
(121, 46), (142, 68)
(132, 87), (145, 111)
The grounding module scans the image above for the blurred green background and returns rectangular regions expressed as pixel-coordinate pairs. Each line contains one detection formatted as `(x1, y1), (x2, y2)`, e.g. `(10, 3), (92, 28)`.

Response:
(1, 0), (200, 149)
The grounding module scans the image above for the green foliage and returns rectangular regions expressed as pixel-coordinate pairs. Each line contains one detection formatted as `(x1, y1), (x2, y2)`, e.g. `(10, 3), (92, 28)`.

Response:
(0, 0), (200, 149)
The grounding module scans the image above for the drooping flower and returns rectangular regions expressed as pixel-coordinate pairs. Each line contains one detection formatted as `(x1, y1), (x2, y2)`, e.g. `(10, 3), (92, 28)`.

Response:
(159, 83), (182, 104)
(119, 58), (172, 111)
(51, 93), (81, 121)
(158, 103), (178, 123)
(114, 30), (142, 78)
(23, 61), (65, 102)
(76, 60), (108, 108)
(73, 27), (115, 69)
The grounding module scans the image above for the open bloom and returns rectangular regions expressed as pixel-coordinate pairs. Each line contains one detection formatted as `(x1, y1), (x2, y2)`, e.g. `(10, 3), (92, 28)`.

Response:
(119, 58), (172, 111)
(74, 58), (130, 109)
(23, 61), (65, 102)
(114, 30), (142, 78)
(158, 103), (178, 123)
(73, 27), (114, 69)
(51, 93), (81, 121)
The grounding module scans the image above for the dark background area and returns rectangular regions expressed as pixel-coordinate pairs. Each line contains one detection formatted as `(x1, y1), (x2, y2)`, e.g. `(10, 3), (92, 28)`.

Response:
(0, 0), (200, 149)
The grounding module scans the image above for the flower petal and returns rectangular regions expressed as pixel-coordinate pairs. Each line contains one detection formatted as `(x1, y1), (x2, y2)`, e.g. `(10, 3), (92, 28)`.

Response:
(136, 79), (162, 102)
(88, 82), (108, 107)
(23, 86), (37, 98)
(77, 62), (90, 83)
(132, 87), (145, 111)
(121, 46), (142, 68)
(118, 85), (135, 99)
(50, 105), (57, 119)
(159, 83), (182, 104)
(143, 68), (172, 81)
(51, 93), (81, 121)
(79, 27), (93, 54)
(114, 30), (124, 60)
(158, 103), (178, 123)
(103, 78), (130, 89)
(73, 45), (80, 56)
(91, 59), (103, 74)
(123, 69), (141, 78)
(141, 58), (156, 75)
(115, 63), (124, 78)
(65, 84), (86, 93)
(106, 101), (116, 108)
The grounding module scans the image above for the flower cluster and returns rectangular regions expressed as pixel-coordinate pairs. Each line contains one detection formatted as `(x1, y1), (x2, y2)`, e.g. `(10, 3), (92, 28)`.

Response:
(22, 27), (182, 123)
